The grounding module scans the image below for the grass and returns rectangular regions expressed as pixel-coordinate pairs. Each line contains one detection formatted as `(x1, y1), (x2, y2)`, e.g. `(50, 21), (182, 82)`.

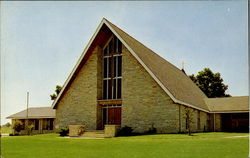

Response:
(0, 126), (12, 134)
(1, 132), (248, 158)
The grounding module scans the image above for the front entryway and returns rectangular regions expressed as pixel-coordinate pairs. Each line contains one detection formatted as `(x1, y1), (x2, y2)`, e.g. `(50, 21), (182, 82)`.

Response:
(102, 105), (121, 128)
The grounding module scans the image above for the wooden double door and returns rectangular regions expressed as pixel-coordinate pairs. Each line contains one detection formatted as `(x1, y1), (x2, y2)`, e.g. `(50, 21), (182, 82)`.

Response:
(103, 107), (121, 126)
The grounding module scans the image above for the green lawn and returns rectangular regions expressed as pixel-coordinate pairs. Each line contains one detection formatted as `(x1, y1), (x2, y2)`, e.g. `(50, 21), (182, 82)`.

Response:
(1, 132), (248, 158)
(1, 126), (12, 134)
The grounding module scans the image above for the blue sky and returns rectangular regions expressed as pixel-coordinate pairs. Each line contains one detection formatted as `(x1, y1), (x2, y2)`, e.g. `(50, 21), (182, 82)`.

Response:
(1, 1), (248, 124)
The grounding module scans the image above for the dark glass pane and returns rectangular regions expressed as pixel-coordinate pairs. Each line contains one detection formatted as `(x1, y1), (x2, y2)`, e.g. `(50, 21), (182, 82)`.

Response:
(103, 80), (107, 99)
(35, 120), (39, 130)
(117, 78), (122, 99)
(108, 57), (112, 78)
(118, 56), (122, 77)
(118, 40), (122, 54)
(114, 36), (117, 53)
(104, 47), (108, 56)
(50, 119), (53, 130)
(113, 79), (117, 99)
(103, 108), (107, 125)
(107, 45), (110, 55)
(109, 38), (114, 54)
(108, 79), (112, 99)
(113, 56), (117, 77)
(104, 58), (107, 78)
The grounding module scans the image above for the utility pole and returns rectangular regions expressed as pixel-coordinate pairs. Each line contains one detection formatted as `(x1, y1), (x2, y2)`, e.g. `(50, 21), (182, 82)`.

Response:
(26, 92), (29, 119)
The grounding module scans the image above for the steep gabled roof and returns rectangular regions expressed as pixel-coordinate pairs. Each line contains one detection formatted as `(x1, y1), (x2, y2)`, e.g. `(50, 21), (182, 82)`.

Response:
(204, 96), (249, 113)
(52, 18), (209, 112)
(6, 107), (55, 119)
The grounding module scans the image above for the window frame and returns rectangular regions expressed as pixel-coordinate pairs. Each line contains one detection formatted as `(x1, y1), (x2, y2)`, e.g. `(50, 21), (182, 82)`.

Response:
(102, 36), (122, 100)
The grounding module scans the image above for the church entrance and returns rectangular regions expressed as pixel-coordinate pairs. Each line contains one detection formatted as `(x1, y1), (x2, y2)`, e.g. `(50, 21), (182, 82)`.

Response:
(102, 105), (121, 129)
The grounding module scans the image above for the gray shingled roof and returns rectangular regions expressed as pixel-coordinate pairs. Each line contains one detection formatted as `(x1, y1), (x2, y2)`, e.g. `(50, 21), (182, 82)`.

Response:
(105, 19), (209, 111)
(204, 96), (249, 113)
(6, 107), (55, 119)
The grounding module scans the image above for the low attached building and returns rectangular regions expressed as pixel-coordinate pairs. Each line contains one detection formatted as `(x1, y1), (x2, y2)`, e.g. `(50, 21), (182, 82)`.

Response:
(205, 96), (249, 132)
(7, 107), (55, 135)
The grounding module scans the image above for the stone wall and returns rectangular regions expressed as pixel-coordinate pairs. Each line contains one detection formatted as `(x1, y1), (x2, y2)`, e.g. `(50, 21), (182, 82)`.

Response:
(122, 45), (180, 133)
(55, 46), (102, 130)
(214, 113), (221, 131)
(54, 37), (212, 134)
(179, 106), (209, 133)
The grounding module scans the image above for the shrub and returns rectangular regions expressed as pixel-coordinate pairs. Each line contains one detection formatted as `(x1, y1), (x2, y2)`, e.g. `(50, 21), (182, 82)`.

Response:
(12, 120), (23, 135)
(118, 126), (133, 136)
(59, 127), (69, 136)
(78, 126), (85, 136)
(27, 124), (34, 135)
(146, 127), (157, 134)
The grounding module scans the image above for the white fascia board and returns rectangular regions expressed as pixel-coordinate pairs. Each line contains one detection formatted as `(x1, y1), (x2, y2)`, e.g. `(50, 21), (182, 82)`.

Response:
(175, 100), (210, 113)
(51, 19), (106, 109)
(104, 20), (210, 113)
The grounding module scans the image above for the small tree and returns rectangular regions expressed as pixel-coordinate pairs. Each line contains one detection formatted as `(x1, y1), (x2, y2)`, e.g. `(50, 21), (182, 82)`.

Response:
(50, 85), (62, 100)
(12, 121), (23, 135)
(3, 122), (11, 127)
(183, 107), (194, 136)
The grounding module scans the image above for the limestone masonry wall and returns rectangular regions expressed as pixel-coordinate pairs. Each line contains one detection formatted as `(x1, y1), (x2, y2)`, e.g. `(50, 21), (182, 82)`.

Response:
(121, 45), (210, 133)
(55, 39), (211, 133)
(122, 45), (180, 133)
(55, 46), (102, 130)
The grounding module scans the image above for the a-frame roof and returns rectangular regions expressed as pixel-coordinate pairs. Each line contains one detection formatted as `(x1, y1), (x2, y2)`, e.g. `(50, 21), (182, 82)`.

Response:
(52, 18), (209, 112)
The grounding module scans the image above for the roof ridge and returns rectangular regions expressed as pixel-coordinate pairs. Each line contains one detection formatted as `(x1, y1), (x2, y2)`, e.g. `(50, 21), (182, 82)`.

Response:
(52, 19), (209, 112)
(105, 19), (209, 111)
(104, 19), (182, 72)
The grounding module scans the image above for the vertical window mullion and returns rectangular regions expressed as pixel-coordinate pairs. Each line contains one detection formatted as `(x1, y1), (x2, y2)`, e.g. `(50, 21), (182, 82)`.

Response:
(102, 56), (104, 98)
(111, 56), (114, 99)
(106, 43), (109, 99)
(111, 55), (114, 99)
(116, 56), (118, 99)
(116, 37), (118, 53)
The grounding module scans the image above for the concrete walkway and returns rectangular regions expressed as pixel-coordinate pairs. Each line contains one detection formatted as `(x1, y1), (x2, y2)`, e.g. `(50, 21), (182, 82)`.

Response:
(224, 135), (248, 138)
(62, 136), (105, 139)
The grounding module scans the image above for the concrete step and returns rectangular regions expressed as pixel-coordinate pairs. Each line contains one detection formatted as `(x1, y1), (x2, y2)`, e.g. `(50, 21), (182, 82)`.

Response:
(80, 130), (105, 138)
(85, 130), (104, 134)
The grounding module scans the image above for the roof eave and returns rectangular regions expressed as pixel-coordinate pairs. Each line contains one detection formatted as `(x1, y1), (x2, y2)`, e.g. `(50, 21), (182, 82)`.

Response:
(6, 116), (56, 119)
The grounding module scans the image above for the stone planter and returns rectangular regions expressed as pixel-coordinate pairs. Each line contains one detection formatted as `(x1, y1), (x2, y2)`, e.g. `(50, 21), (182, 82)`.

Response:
(104, 125), (121, 138)
(69, 125), (85, 137)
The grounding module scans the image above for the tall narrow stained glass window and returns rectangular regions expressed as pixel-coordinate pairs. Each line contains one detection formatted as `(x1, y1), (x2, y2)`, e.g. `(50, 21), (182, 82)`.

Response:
(102, 36), (122, 100)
